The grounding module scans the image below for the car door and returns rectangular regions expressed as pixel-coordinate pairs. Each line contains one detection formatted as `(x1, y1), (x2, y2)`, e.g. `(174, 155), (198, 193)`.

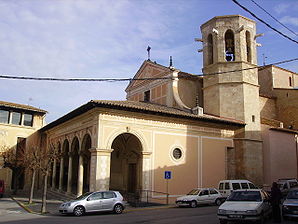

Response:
(209, 188), (220, 202)
(85, 192), (103, 212)
(261, 191), (271, 216)
(197, 190), (210, 204)
(101, 191), (117, 210)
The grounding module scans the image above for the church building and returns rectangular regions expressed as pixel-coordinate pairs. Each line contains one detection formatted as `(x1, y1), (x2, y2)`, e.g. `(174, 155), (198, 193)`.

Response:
(1, 15), (297, 203)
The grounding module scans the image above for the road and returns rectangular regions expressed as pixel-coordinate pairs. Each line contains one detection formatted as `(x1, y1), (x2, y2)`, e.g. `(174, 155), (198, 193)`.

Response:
(0, 199), (297, 224)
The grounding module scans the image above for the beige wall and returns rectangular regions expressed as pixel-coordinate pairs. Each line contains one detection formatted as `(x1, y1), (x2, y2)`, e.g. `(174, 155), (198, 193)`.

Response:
(262, 124), (298, 185)
(259, 96), (277, 120)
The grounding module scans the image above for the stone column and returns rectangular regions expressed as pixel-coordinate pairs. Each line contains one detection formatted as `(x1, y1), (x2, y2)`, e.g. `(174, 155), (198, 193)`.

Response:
(51, 159), (57, 190)
(58, 157), (64, 191)
(67, 153), (73, 194)
(89, 148), (113, 192)
(141, 151), (152, 201)
(77, 154), (84, 197)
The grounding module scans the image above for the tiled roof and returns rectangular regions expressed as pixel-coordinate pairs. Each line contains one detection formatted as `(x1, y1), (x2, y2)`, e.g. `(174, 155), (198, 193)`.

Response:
(41, 100), (245, 132)
(0, 100), (47, 113)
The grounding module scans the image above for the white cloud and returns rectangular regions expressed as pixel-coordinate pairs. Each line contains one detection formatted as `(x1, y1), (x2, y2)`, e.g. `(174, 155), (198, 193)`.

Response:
(280, 16), (298, 27)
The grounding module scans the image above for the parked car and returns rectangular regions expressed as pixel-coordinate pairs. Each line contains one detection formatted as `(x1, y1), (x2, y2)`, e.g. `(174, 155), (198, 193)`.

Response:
(59, 191), (125, 216)
(282, 187), (298, 220)
(0, 180), (4, 198)
(217, 189), (272, 224)
(218, 179), (258, 199)
(277, 178), (298, 197)
(176, 188), (222, 208)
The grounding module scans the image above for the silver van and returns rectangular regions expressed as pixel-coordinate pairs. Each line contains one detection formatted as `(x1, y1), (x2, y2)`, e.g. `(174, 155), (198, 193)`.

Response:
(218, 180), (257, 198)
(59, 190), (125, 216)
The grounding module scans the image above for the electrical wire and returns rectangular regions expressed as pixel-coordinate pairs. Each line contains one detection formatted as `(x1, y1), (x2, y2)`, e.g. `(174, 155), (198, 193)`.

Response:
(250, 0), (297, 37)
(0, 58), (297, 82)
(232, 0), (298, 44)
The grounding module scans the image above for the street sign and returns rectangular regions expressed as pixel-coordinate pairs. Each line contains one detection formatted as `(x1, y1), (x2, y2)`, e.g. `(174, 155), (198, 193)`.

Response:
(164, 171), (171, 179)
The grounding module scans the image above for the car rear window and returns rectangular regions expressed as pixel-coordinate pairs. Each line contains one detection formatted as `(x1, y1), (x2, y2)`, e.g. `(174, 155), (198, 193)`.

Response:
(219, 183), (224, 190)
(232, 183), (241, 190)
(289, 181), (298, 188)
(210, 189), (218, 194)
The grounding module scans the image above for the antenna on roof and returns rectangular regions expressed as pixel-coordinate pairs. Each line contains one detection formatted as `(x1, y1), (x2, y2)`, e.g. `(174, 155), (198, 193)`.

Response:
(147, 46), (151, 61)
(262, 53), (268, 66)
(169, 56), (173, 67)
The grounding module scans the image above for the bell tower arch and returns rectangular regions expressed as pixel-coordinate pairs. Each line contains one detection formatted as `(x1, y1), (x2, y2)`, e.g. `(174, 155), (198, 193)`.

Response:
(201, 15), (263, 185)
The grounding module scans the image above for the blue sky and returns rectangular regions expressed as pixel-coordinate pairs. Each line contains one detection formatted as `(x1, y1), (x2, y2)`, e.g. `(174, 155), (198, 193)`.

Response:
(0, 0), (297, 123)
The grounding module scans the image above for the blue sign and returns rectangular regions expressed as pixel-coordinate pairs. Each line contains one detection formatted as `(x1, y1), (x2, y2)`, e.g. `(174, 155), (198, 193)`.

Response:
(164, 171), (172, 179)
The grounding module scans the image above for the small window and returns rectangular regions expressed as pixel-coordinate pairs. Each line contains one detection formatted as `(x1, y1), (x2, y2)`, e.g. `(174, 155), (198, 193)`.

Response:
(11, 112), (22, 125)
(144, 90), (150, 102)
(232, 183), (241, 190)
(23, 114), (33, 126)
(249, 183), (257, 189)
(219, 183), (224, 190)
(0, 110), (9, 124)
(172, 148), (182, 160)
(103, 191), (116, 199)
(252, 115), (255, 122)
(241, 183), (249, 189)
(289, 77), (292, 86)
(224, 183), (230, 190)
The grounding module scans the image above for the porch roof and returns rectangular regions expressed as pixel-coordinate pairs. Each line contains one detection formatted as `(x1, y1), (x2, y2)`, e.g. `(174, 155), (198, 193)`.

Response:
(41, 100), (245, 132)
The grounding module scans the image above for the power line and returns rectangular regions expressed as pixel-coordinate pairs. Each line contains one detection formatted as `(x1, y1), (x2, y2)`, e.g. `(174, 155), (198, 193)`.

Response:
(250, 0), (297, 37)
(0, 58), (297, 82)
(232, 0), (298, 44)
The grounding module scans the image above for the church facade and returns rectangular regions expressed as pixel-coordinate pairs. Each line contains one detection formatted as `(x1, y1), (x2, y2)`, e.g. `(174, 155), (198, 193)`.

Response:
(1, 15), (297, 203)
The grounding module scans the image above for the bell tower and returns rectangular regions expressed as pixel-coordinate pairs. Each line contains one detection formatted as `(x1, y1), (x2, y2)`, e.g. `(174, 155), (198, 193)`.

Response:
(200, 15), (263, 185)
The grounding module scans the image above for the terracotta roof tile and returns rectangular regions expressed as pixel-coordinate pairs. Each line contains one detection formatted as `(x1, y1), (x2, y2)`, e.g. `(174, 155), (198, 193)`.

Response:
(0, 100), (47, 113)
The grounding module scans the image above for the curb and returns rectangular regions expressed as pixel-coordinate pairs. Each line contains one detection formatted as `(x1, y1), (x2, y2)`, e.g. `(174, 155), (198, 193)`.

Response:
(11, 197), (39, 215)
(125, 205), (175, 212)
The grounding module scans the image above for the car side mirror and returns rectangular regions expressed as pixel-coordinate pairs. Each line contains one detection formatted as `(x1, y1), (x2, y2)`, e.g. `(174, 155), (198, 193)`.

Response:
(87, 197), (91, 201)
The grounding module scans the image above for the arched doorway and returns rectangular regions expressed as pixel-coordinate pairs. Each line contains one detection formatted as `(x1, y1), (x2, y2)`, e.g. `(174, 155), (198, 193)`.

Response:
(81, 134), (91, 193)
(62, 140), (69, 191)
(109, 133), (143, 196)
(71, 137), (79, 194)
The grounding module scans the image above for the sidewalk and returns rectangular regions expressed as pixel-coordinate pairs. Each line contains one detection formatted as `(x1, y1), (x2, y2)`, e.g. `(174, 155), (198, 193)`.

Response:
(8, 191), (174, 216)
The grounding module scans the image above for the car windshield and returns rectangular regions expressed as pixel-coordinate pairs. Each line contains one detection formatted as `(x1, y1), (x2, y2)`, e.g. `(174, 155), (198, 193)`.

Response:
(227, 191), (261, 202)
(75, 192), (93, 200)
(287, 190), (298, 199)
(187, 189), (200, 195)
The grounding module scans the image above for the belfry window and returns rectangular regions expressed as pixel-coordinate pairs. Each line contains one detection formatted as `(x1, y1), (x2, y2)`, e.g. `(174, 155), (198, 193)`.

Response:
(144, 90), (150, 102)
(225, 30), (235, 62)
(289, 77), (292, 87)
(207, 34), (213, 65)
(246, 31), (251, 63)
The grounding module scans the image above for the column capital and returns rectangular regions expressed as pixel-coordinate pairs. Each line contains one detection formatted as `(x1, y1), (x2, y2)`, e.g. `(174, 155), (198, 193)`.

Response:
(141, 151), (152, 156)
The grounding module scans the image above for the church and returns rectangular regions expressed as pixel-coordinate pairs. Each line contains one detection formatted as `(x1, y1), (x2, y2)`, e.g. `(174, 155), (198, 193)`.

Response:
(0, 15), (297, 203)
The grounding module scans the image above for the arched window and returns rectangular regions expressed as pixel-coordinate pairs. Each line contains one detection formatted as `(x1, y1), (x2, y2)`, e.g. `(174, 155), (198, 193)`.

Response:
(207, 34), (213, 65)
(246, 31), (251, 63)
(225, 30), (235, 62)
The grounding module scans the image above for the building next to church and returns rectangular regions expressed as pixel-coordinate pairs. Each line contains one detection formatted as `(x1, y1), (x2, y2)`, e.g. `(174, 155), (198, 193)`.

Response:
(0, 101), (46, 191)
(0, 15), (297, 203)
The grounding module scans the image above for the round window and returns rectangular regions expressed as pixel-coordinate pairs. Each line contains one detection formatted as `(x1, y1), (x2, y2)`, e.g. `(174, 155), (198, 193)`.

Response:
(172, 148), (182, 160)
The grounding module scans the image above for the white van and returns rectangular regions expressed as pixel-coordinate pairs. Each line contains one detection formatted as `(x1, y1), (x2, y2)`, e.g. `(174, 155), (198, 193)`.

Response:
(218, 180), (258, 198)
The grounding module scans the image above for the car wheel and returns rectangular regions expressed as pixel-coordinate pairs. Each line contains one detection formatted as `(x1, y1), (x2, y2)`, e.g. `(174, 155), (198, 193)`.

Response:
(215, 198), (222, 206)
(73, 206), (85, 217)
(219, 219), (227, 224)
(114, 204), (123, 214)
(190, 200), (197, 208)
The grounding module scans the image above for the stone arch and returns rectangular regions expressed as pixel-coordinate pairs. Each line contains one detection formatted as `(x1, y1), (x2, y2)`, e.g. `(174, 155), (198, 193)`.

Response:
(225, 29), (235, 61)
(71, 136), (80, 194)
(81, 133), (91, 193)
(109, 132), (143, 197)
(62, 139), (70, 191)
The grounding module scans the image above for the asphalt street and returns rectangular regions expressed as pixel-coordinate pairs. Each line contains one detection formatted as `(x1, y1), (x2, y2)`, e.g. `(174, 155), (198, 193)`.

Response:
(0, 197), (297, 224)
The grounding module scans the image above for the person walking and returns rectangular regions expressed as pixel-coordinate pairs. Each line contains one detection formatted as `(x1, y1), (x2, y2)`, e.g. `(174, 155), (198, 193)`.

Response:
(270, 182), (282, 223)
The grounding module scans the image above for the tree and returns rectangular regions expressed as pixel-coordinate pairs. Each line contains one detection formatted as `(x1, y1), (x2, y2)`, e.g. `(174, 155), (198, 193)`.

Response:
(0, 144), (25, 194)
(38, 143), (61, 213)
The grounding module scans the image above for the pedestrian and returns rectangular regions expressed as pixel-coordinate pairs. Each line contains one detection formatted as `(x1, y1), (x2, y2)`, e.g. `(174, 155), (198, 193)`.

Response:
(270, 182), (282, 223)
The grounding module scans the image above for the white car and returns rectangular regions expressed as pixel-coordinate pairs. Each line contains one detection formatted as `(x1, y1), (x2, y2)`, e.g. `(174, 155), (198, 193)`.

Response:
(176, 188), (222, 208)
(217, 189), (272, 224)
